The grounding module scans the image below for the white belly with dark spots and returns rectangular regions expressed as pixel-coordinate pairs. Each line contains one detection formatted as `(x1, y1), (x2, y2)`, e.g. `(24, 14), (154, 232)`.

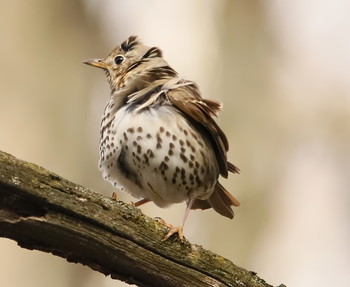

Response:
(99, 105), (219, 207)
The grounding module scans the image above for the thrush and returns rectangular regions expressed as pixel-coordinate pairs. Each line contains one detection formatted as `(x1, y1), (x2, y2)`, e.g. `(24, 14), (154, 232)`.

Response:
(84, 35), (240, 240)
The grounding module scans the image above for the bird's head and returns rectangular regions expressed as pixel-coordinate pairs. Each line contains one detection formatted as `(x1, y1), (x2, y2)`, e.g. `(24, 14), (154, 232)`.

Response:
(84, 36), (172, 92)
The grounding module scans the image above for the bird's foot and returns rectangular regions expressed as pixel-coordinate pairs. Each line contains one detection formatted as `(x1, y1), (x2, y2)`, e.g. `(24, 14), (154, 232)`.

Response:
(162, 225), (184, 241)
(155, 218), (184, 241)
(111, 192), (118, 201)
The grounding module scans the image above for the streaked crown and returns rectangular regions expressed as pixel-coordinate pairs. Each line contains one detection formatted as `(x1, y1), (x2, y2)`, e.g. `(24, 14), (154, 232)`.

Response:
(84, 36), (176, 91)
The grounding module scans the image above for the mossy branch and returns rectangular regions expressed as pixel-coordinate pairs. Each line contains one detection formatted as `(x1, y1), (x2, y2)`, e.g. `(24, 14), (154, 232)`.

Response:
(0, 150), (282, 287)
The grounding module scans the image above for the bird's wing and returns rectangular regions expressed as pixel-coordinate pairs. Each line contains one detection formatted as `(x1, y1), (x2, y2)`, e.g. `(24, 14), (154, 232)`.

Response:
(167, 80), (239, 178)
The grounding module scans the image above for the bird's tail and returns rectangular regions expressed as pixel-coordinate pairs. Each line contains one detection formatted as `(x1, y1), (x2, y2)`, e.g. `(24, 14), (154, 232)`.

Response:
(191, 182), (240, 219)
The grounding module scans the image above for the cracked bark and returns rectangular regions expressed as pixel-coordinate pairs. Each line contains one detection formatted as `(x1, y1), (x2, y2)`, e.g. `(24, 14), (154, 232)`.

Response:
(0, 150), (284, 287)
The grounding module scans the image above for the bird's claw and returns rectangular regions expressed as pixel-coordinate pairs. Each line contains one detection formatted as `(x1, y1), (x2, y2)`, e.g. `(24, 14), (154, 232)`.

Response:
(154, 218), (184, 241)
(162, 225), (184, 241)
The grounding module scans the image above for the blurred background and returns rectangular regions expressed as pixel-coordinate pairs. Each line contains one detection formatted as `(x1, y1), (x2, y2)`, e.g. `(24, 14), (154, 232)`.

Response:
(1, 0), (349, 286)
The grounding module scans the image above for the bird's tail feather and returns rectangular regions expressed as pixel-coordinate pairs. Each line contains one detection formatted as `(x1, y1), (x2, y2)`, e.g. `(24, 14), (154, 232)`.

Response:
(191, 182), (239, 219)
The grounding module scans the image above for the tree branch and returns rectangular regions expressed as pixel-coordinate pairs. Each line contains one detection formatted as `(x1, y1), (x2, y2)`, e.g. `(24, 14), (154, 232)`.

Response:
(0, 150), (282, 287)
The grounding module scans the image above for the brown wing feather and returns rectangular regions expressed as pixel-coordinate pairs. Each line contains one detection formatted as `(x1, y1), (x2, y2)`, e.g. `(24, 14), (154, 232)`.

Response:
(202, 98), (222, 115)
(228, 161), (240, 174)
(167, 82), (231, 177)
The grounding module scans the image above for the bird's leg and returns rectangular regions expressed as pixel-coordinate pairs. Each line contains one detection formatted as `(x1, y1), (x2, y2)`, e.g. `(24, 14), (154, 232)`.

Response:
(134, 198), (151, 207)
(162, 198), (195, 241)
(112, 194), (150, 206)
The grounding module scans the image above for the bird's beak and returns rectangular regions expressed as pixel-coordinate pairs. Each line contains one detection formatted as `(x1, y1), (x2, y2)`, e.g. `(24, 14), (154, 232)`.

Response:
(83, 58), (109, 69)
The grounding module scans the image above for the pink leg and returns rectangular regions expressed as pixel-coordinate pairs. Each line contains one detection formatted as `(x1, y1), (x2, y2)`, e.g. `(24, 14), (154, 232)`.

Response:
(134, 198), (151, 207)
(181, 197), (195, 228)
(162, 198), (195, 241)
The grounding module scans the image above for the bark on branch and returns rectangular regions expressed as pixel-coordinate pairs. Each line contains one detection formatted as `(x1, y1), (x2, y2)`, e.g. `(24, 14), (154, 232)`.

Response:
(0, 150), (282, 287)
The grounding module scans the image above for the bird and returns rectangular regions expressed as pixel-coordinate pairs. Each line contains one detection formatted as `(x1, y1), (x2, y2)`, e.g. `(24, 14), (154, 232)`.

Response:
(84, 35), (240, 241)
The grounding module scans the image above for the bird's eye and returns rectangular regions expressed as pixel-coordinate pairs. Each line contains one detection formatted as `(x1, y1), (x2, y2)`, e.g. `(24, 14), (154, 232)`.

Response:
(114, 55), (124, 65)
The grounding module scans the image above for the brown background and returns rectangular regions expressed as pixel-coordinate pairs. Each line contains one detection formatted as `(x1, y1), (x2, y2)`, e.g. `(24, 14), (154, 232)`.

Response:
(1, 1), (349, 286)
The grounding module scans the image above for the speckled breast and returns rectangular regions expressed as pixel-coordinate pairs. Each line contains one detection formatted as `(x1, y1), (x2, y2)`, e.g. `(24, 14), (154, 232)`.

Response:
(99, 104), (219, 207)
